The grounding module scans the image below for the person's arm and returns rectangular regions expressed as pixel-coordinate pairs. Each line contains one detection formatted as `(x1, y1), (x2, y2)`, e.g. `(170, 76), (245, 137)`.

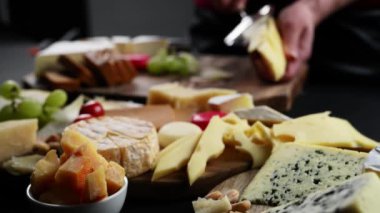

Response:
(278, 0), (357, 80)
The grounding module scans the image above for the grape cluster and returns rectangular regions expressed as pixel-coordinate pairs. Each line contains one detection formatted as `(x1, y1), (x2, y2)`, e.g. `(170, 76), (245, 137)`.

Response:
(147, 48), (199, 76)
(0, 80), (68, 127)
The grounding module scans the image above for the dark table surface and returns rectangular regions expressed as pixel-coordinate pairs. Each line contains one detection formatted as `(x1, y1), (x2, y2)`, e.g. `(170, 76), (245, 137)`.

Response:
(1, 30), (380, 213)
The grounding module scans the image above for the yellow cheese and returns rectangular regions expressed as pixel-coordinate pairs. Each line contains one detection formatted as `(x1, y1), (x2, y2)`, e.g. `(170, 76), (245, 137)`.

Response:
(222, 113), (250, 145)
(152, 133), (201, 181)
(187, 116), (229, 185)
(158, 121), (202, 147)
(249, 18), (286, 82)
(233, 128), (272, 168)
(245, 121), (272, 145)
(0, 119), (38, 162)
(208, 93), (254, 113)
(147, 83), (236, 111)
(272, 112), (378, 151)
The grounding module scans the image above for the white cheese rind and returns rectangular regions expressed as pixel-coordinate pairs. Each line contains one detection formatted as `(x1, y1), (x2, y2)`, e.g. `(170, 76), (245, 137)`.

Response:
(263, 173), (380, 213)
(67, 116), (159, 178)
(241, 143), (368, 206)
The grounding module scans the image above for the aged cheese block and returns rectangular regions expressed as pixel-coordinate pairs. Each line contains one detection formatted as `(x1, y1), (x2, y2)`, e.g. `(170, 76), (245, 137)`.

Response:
(152, 133), (201, 181)
(147, 83), (236, 111)
(66, 116), (159, 177)
(272, 112), (378, 151)
(193, 196), (232, 213)
(0, 119), (38, 162)
(264, 173), (380, 213)
(158, 121), (202, 147)
(187, 116), (229, 185)
(208, 93), (254, 113)
(241, 143), (368, 206)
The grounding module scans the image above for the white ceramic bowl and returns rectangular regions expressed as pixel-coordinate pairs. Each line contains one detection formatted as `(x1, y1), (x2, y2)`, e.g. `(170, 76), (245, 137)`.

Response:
(26, 177), (128, 213)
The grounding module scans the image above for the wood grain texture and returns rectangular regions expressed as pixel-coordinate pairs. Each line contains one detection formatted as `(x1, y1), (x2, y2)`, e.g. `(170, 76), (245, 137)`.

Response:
(212, 170), (271, 213)
(127, 147), (252, 200)
(24, 55), (307, 111)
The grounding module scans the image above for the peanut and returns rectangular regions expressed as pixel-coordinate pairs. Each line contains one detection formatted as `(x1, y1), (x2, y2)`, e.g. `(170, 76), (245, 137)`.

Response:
(205, 190), (224, 200)
(231, 200), (251, 212)
(226, 189), (240, 203)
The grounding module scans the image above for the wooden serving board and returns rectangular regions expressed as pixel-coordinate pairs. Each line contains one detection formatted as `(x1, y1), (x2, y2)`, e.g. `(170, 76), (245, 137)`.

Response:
(212, 170), (271, 213)
(127, 147), (252, 201)
(23, 55), (307, 111)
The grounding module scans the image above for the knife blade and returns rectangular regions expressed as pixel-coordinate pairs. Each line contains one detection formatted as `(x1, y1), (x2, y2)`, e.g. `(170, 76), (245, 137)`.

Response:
(364, 146), (380, 172)
(224, 4), (273, 47)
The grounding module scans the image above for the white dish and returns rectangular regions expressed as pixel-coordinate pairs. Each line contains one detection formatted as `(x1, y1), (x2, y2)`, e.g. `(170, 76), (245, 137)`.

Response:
(26, 177), (128, 213)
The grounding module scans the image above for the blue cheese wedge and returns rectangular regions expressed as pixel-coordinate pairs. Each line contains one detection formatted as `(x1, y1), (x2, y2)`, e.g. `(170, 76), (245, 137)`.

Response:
(241, 143), (368, 206)
(263, 172), (380, 213)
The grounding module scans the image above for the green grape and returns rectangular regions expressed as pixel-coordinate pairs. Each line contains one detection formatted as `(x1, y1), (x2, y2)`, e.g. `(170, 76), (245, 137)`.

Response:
(0, 80), (21, 100)
(43, 106), (60, 117)
(178, 52), (199, 74)
(163, 55), (187, 74)
(0, 105), (16, 121)
(17, 100), (43, 119)
(38, 113), (51, 128)
(147, 48), (169, 75)
(44, 89), (68, 108)
(148, 57), (165, 75)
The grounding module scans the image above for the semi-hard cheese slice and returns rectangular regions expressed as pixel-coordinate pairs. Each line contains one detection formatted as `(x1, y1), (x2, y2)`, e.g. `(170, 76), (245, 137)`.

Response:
(66, 116), (159, 177)
(158, 121), (202, 147)
(245, 121), (272, 145)
(241, 143), (367, 206)
(187, 116), (229, 185)
(152, 133), (201, 181)
(272, 112), (378, 151)
(233, 129), (272, 168)
(208, 93), (254, 113)
(0, 119), (38, 162)
(147, 83), (236, 111)
(263, 172), (380, 213)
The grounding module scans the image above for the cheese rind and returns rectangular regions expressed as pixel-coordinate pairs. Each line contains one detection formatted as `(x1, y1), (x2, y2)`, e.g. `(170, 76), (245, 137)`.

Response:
(263, 173), (380, 213)
(66, 116), (159, 177)
(187, 117), (229, 185)
(0, 119), (38, 162)
(152, 133), (201, 181)
(241, 143), (368, 206)
(272, 112), (378, 151)
(208, 93), (254, 113)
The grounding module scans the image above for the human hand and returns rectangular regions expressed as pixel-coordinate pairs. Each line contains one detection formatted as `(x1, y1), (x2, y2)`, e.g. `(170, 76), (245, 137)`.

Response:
(211, 0), (247, 13)
(277, 1), (317, 81)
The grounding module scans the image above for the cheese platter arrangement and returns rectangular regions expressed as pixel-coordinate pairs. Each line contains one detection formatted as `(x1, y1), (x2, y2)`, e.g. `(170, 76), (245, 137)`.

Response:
(2, 19), (380, 213)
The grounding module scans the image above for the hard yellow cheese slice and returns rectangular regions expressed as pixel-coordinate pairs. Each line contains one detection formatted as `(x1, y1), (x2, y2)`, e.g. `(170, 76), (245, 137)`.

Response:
(187, 116), (229, 185)
(233, 129), (272, 168)
(272, 112), (378, 151)
(152, 133), (201, 181)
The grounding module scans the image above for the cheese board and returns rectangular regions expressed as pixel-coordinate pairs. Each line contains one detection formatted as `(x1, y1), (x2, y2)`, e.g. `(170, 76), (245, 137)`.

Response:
(23, 55), (308, 111)
(211, 170), (269, 213)
(128, 147), (252, 200)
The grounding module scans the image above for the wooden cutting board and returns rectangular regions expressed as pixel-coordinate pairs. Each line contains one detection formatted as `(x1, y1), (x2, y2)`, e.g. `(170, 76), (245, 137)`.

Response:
(211, 170), (271, 213)
(23, 55), (307, 111)
(127, 147), (252, 201)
